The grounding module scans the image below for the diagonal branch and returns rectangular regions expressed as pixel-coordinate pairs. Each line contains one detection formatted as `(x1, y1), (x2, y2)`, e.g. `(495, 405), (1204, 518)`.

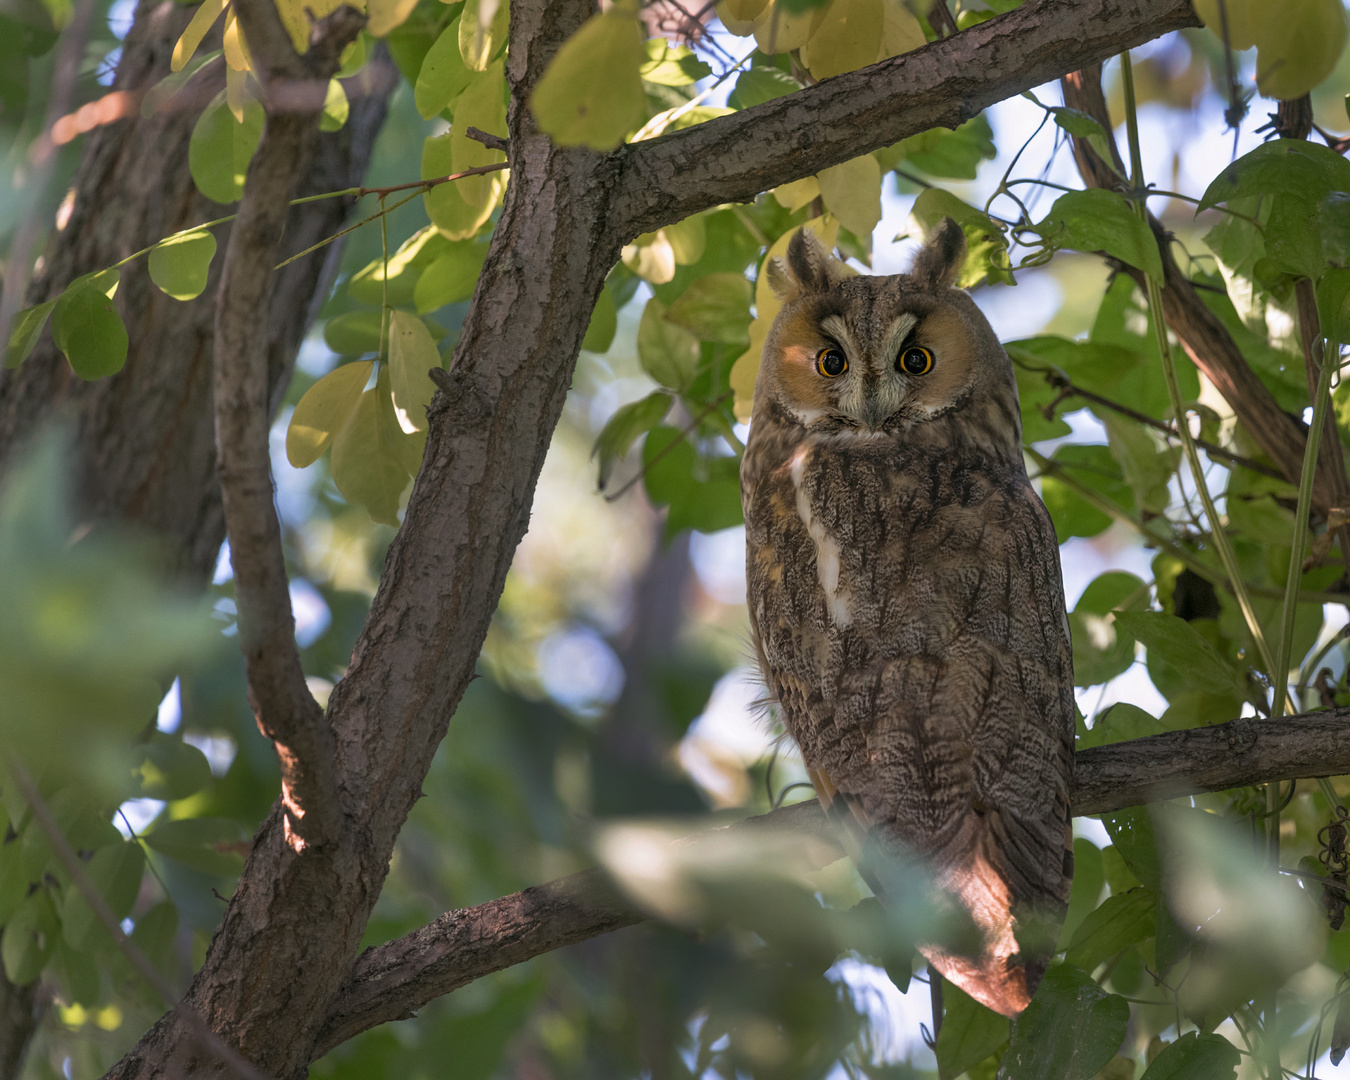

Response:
(1059, 65), (1350, 520)
(213, 4), (364, 849)
(314, 708), (1350, 1057)
(613, 0), (1199, 239)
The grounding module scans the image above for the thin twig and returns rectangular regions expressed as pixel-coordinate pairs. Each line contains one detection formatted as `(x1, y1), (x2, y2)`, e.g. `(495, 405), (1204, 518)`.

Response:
(603, 391), (733, 501)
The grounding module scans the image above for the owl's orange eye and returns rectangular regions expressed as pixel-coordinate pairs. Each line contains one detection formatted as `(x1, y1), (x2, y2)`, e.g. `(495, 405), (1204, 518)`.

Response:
(899, 346), (933, 375)
(816, 348), (847, 378)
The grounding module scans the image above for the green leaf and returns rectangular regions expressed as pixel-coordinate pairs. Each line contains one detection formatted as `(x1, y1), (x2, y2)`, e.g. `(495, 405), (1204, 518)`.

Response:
(1318, 266), (1350, 347)
(422, 132), (497, 240)
(325, 310), (385, 355)
(663, 273), (753, 345)
(638, 298), (700, 390)
(451, 61), (508, 209)
(459, 0), (508, 72)
(1, 889), (57, 985)
(51, 270), (128, 379)
(387, 310), (440, 434)
(728, 66), (799, 109)
(1199, 139), (1350, 211)
(0, 839), (27, 925)
(148, 229), (217, 301)
(319, 78), (349, 132)
(935, 982), (1009, 1080)
(530, 10), (647, 150)
(1111, 610), (1245, 697)
(413, 242), (487, 314)
(641, 38), (711, 85)
(415, 16), (472, 117)
(61, 840), (145, 951)
(910, 189), (1012, 288)
(330, 365), (415, 525)
(898, 115), (996, 180)
(1035, 189), (1163, 283)
(1139, 1032), (1240, 1080)
(1079, 702), (1165, 749)
(1063, 887), (1156, 973)
(1060, 838), (1104, 947)
(1099, 807), (1161, 894)
(582, 288), (617, 353)
(129, 900), (179, 974)
(144, 816), (246, 877)
(1000, 965), (1129, 1080)
(188, 88), (264, 204)
(593, 391), (671, 489)
(1039, 444), (1131, 543)
(349, 225), (448, 307)
(1069, 571), (1148, 688)
(1102, 414), (1174, 516)
(643, 426), (743, 538)
(133, 732), (213, 800)
(5, 299), (55, 368)
(286, 360), (373, 468)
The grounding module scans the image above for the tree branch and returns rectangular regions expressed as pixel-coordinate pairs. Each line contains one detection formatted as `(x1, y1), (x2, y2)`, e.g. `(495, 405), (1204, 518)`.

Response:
(613, 0), (1199, 238)
(212, 7), (363, 850)
(314, 709), (1350, 1055)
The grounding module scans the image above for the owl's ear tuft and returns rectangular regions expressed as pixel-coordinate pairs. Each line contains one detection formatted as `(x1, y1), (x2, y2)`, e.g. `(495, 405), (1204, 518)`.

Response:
(765, 256), (798, 302)
(782, 228), (842, 297)
(911, 217), (967, 291)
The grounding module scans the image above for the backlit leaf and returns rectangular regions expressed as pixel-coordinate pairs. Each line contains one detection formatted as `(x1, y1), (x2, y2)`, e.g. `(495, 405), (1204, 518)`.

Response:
(451, 61), (508, 208)
(664, 273), (752, 345)
(665, 214), (707, 266)
(1000, 965), (1129, 1080)
(319, 78), (349, 132)
(1252, 0), (1346, 100)
(622, 231), (677, 284)
(171, 0), (227, 72)
(415, 16), (472, 118)
(641, 38), (711, 85)
(1069, 571), (1148, 688)
(423, 132), (499, 239)
(189, 88), (264, 204)
(367, 0), (419, 36)
(639, 298), (700, 390)
(754, 0), (826, 54)
(910, 188), (1011, 287)
(331, 366), (414, 525)
(387, 310), (440, 434)
(5, 299), (55, 368)
(132, 732), (212, 800)
(530, 10), (645, 149)
(1035, 189), (1163, 283)
(324, 310), (385, 355)
(898, 115), (996, 181)
(286, 360), (373, 467)
(1111, 610), (1245, 696)
(414, 242), (487, 313)
(816, 153), (881, 238)
(459, 0), (508, 71)
(52, 270), (128, 379)
(1192, 0), (1260, 49)
(801, 0), (882, 81)
(148, 228), (217, 301)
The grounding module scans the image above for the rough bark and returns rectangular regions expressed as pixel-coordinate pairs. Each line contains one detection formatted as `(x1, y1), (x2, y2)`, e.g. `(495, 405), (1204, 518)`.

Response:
(0, 0), (394, 583)
(315, 706), (1350, 1055)
(100, 1), (1222, 1076)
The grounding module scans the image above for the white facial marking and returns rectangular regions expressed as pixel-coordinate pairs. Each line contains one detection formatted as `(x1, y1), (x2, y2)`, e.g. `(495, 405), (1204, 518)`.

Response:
(787, 405), (824, 426)
(789, 443), (853, 627)
(883, 312), (919, 364)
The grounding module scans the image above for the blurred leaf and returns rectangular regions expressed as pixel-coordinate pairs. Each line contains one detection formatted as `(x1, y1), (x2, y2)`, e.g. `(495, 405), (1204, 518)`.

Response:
(1046, 106), (1118, 174)
(144, 816), (246, 877)
(1000, 964), (1129, 1080)
(133, 732), (212, 800)
(61, 840), (145, 951)
(754, 1), (828, 54)
(129, 900), (179, 975)
(935, 982), (1008, 1080)
(415, 16), (472, 118)
(530, 10), (646, 150)
(1111, 611), (1245, 697)
(1099, 807), (1160, 894)
(52, 270), (128, 379)
(1138, 1032), (1239, 1080)
(1060, 838), (1103, 947)
(593, 391), (671, 489)
(1252, 0), (1346, 99)
(1035, 189), (1162, 283)
(0, 841), (23, 925)
(5, 299), (55, 368)
(643, 427), (743, 537)
(639, 298), (701, 390)
(319, 78), (349, 132)
(188, 89), (264, 204)
(664, 274), (753, 345)
(387, 310), (440, 434)
(1, 889), (57, 985)
(171, 0), (226, 71)
(1064, 887), (1155, 973)
(148, 229), (217, 301)
(324, 311), (384, 355)
(286, 360), (373, 468)
(1102, 414), (1174, 515)
(665, 215), (707, 266)
(582, 287), (618, 353)
(728, 66), (799, 108)
(641, 38), (711, 85)
(414, 243), (487, 314)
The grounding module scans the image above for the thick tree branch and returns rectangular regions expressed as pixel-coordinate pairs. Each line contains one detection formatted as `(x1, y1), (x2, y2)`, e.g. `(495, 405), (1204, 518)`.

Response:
(1059, 66), (1350, 520)
(315, 709), (1350, 1054)
(212, 8), (363, 850)
(613, 0), (1199, 238)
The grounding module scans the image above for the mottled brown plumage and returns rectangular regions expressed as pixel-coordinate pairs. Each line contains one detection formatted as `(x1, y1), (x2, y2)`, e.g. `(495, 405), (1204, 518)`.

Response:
(741, 219), (1074, 1016)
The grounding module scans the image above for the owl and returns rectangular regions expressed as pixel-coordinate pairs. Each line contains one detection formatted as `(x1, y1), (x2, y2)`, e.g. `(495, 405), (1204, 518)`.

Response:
(740, 219), (1074, 1017)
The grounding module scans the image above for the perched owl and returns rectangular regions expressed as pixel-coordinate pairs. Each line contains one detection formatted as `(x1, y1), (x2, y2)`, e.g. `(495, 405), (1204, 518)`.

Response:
(740, 219), (1074, 1017)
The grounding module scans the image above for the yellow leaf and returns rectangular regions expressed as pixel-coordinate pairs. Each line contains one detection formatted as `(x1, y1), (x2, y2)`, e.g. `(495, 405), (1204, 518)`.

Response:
(386, 311), (439, 433)
(732, 215), (838, 420)
(665, 214), (706, 265)
(879, 0), (924, 57)
(1252, 0), (1346, 100)
(801, 0), (883, 81)
(816, 154), (881, 238)
(225, 65), (248, 122)
(1192, 0), (1261, 50)
(753, 1), (826, 55)
(331, 366), (412, 526)
(621, 230), (676, 283)
(171, 0), (227, 73)
(773, 176), (820, 213)
(717, 0), (767, 33)
(422, 133), (501, 239)
(530, 10), (647, 150)
(367, 0), (418, 36)
(459, 0), (509, 71)
(451, 61), (507, 207)
(287, 360), (373, 468)
(222, 9), (252, 71)
(275, 0), (352, 53)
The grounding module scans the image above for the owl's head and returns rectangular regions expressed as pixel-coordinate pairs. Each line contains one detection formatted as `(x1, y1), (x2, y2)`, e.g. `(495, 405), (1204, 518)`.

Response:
(753, 218), (1021, 458)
